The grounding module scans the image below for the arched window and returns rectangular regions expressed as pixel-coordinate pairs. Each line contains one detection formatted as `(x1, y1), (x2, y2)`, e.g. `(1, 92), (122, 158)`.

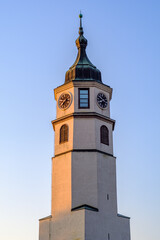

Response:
(60, 124), (68, 143)
(100, 125), (109, 145)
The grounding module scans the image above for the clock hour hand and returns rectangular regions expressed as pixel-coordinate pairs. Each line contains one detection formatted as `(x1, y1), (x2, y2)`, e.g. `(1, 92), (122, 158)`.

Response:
(60, 99), (66, 105)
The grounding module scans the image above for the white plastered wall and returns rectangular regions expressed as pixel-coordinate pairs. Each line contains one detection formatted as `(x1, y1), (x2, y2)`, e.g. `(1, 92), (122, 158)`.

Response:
(73, 118), (113, 155)
(74, 86), (111, 118)
(51, 152), (72, 217)
(39, 211), (85, 240)
(54, 118), (74, 155)
(72, 151), (98, 209)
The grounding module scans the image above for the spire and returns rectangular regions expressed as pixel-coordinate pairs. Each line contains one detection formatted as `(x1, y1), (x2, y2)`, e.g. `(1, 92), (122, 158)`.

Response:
(75, 13), (87, 50)
(65, 14), (102, 83)
(79, 12), (83, 36)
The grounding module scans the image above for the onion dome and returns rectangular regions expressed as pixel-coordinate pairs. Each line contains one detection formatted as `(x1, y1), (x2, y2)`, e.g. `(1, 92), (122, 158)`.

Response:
(65, 14), (102, 83)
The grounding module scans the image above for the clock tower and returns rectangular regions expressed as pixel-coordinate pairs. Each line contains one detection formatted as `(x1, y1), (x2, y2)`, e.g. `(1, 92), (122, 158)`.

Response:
(39, 14), (131, 240)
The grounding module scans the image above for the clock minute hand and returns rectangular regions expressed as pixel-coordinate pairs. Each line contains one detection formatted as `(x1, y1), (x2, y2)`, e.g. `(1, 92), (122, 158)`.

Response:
(98, 96), (103, 100)
(62, 99), (67, 106)
(60, 99), (66, 106)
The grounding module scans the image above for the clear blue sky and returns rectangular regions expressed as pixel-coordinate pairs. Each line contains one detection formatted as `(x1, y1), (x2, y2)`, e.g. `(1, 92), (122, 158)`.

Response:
(0, 0), (160, 239)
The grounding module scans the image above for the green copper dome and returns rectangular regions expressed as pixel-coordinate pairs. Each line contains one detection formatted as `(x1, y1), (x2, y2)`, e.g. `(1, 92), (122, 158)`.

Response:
(65, 15), (102, 83)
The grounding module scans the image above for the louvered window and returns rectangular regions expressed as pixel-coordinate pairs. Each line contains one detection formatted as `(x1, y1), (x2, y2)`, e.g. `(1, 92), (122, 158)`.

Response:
(78, 88), (90, 108)
(100, 125), (109, 145)
(60, 124), (68, 143)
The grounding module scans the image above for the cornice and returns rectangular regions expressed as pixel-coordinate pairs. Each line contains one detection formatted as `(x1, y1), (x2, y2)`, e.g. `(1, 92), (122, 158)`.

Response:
(39, 215), (52, 221)
(53, 149), (116, 159)
(117, 213), (130, 220)
(52, 112), (115, 130)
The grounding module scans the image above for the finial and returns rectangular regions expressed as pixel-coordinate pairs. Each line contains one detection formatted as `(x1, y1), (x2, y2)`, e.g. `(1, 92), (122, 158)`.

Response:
(79, 12), (83, 36)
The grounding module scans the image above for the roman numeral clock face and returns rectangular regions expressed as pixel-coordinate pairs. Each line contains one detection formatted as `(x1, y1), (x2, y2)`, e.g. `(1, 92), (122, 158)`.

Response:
(58, 92), (72, 110)
(97, 93), (108, 109)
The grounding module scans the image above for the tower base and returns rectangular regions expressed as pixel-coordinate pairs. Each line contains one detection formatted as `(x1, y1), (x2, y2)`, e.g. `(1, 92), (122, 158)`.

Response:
(39, 210), (130, 240)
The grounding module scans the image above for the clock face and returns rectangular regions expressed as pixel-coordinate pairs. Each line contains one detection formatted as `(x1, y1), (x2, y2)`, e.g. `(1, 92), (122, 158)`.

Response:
(97, 93), (108, 109)
(58, 93), (71, 110)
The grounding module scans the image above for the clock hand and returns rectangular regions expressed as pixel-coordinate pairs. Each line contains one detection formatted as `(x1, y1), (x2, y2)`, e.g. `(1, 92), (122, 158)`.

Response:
(62, 99), (68, 106)
(60, 99), (66, 106)
(98, 96), (103, 100)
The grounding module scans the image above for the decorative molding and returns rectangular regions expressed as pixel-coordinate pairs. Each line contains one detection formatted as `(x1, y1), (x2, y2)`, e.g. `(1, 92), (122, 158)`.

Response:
(53, 149), (115, 158)
(117, 213), (130, 219)
(39, 215), (52, 221)
(52, 112), (115, 130)
(71, 204), (99, 212)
